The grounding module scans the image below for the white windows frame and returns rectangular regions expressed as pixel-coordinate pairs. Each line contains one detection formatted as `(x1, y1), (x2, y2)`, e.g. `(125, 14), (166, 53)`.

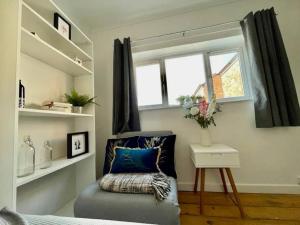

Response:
(134, 47), (251, 110)
(208, 48), (251, 103)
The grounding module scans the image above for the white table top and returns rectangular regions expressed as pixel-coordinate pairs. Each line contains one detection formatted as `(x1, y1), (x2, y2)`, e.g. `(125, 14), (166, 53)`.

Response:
(190, 144), (240, 168)
(190, 144), (238, 153)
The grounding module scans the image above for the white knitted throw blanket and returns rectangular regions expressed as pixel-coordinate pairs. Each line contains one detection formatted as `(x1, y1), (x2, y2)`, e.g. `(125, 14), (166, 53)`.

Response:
(99, 173), (171, 201)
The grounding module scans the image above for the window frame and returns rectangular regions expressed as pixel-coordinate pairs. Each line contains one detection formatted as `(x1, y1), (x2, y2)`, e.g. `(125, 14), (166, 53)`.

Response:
(207, 48), (251, 103)
(134, 47), (251, 111)
(134, 60), (166, 110)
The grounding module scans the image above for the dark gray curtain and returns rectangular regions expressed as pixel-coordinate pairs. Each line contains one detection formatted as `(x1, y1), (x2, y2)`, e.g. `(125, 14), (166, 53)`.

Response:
(241, 8), (300, 128)
(112, 37), (141, 135)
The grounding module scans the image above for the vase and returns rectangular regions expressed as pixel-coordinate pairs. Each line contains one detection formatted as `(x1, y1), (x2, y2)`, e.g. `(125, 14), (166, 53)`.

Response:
(73, 106), (83, 114)
(40, 141), (53, 169)
(200, 128), (212, 146)
(17, 136), (36, 177)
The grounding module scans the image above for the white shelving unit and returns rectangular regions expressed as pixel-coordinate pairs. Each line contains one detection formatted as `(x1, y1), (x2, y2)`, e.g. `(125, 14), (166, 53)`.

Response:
(21, 28), (92, 76)
(0, 0), (96, 214)
(21, 2), (92, 62)
(19, 108), (94, 118)
(16, 153), (94, 187)
(24, 0), (92, 45)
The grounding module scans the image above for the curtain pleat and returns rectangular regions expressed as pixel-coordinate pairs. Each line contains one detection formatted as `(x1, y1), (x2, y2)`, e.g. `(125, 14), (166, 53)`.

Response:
(113, 38), (141, 135)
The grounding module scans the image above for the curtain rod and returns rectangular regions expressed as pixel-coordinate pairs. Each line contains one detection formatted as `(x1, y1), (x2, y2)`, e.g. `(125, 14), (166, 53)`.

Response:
(130, 10), (278, 45)
(131, 19), (241, 44)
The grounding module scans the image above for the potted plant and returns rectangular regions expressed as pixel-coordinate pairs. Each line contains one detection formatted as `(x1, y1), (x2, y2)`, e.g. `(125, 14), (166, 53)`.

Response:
(65, 89), (98, 114)
(177, 95), (220, 146)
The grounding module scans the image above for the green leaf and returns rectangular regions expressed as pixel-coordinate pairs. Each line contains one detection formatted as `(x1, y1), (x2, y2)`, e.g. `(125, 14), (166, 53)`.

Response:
(64, 89), (100, 107)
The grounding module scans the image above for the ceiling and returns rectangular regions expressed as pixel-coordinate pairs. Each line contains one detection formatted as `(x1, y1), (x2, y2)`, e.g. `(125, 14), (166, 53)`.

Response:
(55, 0), (241, 30)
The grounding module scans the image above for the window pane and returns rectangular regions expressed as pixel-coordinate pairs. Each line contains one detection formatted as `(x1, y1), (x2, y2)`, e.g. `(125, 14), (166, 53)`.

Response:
(165, 54), (207, 105)
(135, 64), (163, 106)
(209, 52), (245, 99)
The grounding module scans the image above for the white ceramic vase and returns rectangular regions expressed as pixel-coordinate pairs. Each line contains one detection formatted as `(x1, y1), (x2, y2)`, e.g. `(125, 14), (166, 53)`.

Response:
(200, 127), (212, 146)
(73, 106), (83, 114)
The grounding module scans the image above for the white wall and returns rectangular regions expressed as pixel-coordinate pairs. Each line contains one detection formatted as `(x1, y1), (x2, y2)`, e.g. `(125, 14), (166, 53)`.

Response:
(93, 0), (300, 193)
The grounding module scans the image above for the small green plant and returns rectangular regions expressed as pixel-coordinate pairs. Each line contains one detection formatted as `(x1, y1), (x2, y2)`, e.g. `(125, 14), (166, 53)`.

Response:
(65, 89), (99, 107)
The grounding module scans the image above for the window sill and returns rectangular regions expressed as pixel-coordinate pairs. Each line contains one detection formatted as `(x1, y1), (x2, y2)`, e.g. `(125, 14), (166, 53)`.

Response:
(138, 105), (181, 112)
(138, 97), (252, 111)
(216, 96), (252, 103)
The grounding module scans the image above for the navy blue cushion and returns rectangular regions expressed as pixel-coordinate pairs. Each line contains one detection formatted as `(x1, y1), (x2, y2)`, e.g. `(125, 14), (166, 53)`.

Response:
(103, 136), (139, 175)
(137, 135), (177, 178)
(103, 135), (177, 178)
(110, 147), (160, 173)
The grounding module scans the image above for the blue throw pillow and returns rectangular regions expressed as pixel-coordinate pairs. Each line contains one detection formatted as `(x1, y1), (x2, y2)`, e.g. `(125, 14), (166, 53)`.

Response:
(110, 147), (161, 173)
(103, 135), (177, 178)
(103, 136), (139, 175)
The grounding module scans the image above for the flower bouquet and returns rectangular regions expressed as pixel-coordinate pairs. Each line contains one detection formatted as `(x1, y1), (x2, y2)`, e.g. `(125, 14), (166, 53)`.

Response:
(177, 95), (219, 146)
(177, 95), (219, 128)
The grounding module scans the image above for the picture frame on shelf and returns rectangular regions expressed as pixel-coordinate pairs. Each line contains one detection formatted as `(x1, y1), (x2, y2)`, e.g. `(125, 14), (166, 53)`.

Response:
(67, 132), (88, 158)
(54, 12), (71, 40)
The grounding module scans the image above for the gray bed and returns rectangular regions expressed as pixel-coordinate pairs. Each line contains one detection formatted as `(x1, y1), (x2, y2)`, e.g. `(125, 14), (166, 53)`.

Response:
(0, 208), (153, 225)
(74, 131), (180, 225)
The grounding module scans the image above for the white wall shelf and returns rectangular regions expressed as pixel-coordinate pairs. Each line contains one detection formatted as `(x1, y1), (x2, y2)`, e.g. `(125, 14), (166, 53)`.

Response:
(19, 108), (93, 118)
(21, 27), (92, 76)
(22, 2), (92, 62)
(0, 0), (95, 214)
(16, 153), (94, 187)
(23, 0), (92, 46)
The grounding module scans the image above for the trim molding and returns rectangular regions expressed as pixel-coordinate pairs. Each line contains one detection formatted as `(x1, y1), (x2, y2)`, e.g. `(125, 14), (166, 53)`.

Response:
(177, 182), (300, 194)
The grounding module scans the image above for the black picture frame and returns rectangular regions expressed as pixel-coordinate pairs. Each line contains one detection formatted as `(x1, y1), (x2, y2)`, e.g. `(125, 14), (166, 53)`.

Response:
(54, 12), (71, 40)
(67, 131), (89, 159)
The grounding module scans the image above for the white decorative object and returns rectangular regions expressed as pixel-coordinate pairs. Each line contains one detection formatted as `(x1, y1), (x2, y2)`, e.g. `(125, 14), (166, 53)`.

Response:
(74, 56), (83, 65)
(73, 106), (83, 114)
(200, 128), (212, 146)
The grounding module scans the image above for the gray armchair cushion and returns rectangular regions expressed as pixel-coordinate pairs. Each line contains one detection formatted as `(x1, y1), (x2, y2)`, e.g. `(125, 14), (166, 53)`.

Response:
(74, 178), (180, 225)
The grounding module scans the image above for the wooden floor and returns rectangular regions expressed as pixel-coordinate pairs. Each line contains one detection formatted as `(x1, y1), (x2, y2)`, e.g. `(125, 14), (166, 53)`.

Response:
(179, 191), (300, 225)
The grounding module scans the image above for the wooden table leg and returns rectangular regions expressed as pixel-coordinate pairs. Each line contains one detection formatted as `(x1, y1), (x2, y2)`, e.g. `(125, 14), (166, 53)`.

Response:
(200, 168), (205, 214)
(194, 168), (200, 192)
(225, 168), (245, 218)
(219, 168), (228, 194)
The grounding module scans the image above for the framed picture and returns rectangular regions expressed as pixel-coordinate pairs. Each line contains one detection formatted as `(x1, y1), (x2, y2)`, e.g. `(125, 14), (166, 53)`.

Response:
(54, 13), (71, 40)
(67, 132), (89, 158)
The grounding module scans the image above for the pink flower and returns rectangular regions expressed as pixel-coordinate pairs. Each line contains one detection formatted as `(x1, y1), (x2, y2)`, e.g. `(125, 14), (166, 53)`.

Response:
(199, 99), (208, 116)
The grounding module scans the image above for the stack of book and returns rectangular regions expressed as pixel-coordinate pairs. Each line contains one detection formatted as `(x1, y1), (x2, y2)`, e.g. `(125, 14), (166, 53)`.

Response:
(42, 101), (72, 113)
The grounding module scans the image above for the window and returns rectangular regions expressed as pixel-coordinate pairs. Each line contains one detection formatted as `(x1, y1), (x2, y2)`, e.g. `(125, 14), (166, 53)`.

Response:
(209, 52), (245, 100)
(135, 63), (163, 107)
(165, 54), (207, 105)
(134, 43), (249, 109)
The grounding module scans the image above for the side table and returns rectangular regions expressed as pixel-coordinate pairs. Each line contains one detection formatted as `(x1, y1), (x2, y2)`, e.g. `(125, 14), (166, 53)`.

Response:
(190, 144), (245, 218)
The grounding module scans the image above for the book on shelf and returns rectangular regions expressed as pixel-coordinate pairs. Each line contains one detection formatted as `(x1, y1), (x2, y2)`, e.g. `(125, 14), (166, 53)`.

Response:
(42, 101), (73, 113)
(41, 106), (72, 113)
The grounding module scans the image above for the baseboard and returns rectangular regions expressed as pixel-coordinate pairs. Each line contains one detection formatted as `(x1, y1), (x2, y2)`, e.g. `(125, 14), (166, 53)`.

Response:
(177, 182), (300, 194)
